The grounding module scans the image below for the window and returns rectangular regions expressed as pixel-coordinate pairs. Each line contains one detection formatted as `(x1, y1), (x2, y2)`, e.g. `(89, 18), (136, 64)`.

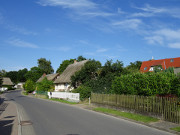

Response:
(144, 67), (147, 70)
(170, 59), (174, 62)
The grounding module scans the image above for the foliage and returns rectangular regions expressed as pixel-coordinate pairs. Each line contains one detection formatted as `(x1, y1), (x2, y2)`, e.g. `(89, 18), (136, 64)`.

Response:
(0, 74), (2, 87)
(125, 61), (142, 73)
(36, 77), (54, 92)
(71, 60), (101, 88)
(38, 58), (54, 74)
(93, 107), (159, 123)
(77, 55), (87, 62)
(56, 59), (74, 74)
(72, 85), (92, 100)
(49, 98), (78, 104)
(17, 68), (28, 82)
(111, 72), (180, 96)
(0, 70), (6, 77)
(170, 127), (180, 132)
(25, 67), (43, 82)
(5, 71), (18, 83)
(24, 80), (35, 93)
(164, 67), (174, 73)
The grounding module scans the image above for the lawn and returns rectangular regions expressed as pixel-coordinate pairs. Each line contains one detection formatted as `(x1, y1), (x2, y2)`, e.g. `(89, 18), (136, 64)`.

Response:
(49, 98), (78, 105)
(170, 127), (180, 132)
(93, 107), (159, 123)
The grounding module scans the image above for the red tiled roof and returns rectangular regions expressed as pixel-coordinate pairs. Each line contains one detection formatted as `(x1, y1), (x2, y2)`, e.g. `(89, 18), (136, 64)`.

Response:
(140, 57), (180, 72)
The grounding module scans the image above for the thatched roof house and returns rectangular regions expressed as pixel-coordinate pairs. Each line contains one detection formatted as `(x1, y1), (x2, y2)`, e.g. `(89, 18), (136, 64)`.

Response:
(2, 77), (14, 86)
(54, 60), (88, 84)
(54, 60), (88, 91)
(37, 73), (59, 83)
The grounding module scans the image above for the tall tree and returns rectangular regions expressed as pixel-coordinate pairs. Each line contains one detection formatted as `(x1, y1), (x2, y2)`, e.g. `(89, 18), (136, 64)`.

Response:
(56, 59), (74, 74)
(25, 67), (44, 82)
(5, 71), (18, 84)
(0, 74), (2, 87)
(17, 68), (28, 82)
(126, 61), (142, 73)
(38, 58), (54, 74)
(77, 56), (87, 62)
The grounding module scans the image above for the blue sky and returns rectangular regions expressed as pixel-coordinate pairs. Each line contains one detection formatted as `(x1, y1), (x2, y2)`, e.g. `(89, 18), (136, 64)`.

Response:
(0, 0), (180, 72)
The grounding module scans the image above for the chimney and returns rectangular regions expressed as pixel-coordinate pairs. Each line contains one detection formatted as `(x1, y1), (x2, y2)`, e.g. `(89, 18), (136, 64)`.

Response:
(74, 59), (77, 64)
(152, 56), (154, 60)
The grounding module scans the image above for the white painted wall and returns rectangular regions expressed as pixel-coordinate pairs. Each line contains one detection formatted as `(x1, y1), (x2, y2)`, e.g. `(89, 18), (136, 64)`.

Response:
(48, 92), (80, 102)
(55, 83), (73, 92)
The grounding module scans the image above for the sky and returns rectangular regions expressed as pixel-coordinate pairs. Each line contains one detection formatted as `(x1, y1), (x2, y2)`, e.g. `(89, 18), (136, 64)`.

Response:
(0, 0), (180, 72)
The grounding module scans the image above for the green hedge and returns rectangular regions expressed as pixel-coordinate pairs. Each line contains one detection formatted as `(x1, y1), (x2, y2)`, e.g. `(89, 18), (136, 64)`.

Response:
(111, 72), (180, 97)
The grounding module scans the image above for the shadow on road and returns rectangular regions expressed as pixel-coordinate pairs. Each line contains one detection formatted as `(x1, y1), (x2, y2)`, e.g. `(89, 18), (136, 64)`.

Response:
(0, 119), (14, 135)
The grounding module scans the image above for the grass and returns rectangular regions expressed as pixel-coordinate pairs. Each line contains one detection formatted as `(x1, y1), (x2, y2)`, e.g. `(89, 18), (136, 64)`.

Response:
(49, 98), (78, 105)
(170, 127), (180, 132)
(93, 107), (159, 123)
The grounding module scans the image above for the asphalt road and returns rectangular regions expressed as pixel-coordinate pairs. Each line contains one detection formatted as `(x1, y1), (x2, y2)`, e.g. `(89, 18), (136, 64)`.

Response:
(5, 90), (173, 135)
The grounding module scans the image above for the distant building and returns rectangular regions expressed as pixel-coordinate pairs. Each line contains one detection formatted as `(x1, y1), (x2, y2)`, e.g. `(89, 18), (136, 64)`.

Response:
(0, 77), (14, 91)
(140, 57), (180, 74)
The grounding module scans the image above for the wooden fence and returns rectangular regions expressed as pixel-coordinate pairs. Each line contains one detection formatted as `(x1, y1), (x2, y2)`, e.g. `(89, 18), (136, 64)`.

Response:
(91, 93), (180, 124)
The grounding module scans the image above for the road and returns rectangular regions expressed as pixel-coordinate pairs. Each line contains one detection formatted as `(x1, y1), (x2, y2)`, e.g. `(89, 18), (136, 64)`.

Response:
(5, 90), (173, 135)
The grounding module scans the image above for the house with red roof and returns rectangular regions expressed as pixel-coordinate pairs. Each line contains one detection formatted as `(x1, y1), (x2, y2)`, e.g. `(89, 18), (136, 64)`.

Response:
(140, 57), (180, 74)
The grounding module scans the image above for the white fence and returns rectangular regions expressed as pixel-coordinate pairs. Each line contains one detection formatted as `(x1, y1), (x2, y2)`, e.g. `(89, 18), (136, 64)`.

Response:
(48, 92), (80, 102)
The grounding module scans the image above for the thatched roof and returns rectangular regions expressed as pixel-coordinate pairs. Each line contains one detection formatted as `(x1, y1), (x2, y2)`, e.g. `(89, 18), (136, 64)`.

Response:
(37, 73), (59, 83)
(54, 60), (88, 84)
(2, 77), (14, 85)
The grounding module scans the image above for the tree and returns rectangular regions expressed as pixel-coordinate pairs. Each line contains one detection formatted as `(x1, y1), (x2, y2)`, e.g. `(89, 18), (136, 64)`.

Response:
(25, 67), (44, 82)
(77, 56), (87, 62)
(0, 70), (6, 77)
(5, 71), (18, 84)
(24, 80), (35, 93)
(71, 60), (101, 88)
(38, 58), (54, 74)
(56, 59), (74, 74)
(125, 61), (142, 73)
(0, 74), (2, 87)
(17, 68), (28, 82)
(36, 77), (54, 92)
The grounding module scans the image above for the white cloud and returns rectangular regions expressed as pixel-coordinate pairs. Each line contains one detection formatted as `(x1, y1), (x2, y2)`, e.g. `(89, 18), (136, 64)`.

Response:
(37, 0), (113, 18)
(57, 46), (71, 52)
(132, 4), (180, 18)
(6, 25), (37, 35)
(117, 8), (126, 14)
(168, 43), (180, 49)
(112, 19), (142, 29)
(144, 36), (164, 45)
(96, 48), (108, 53)
(37, 0), (97, 9)
(7, 39), (39, 48)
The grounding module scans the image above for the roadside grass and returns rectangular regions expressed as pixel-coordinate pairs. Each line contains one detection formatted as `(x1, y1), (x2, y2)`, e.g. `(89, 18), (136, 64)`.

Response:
(170, 127), (180, 132)
(93, 107), (159, 123)
(49, 98), (78, 105)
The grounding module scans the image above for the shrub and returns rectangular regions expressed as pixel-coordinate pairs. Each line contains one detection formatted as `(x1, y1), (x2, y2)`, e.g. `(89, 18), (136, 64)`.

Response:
(24, 80), (35, 93)
(36, 77), (54, 92)
(111, 72), (180, 97)
(72, 85), (92, 100)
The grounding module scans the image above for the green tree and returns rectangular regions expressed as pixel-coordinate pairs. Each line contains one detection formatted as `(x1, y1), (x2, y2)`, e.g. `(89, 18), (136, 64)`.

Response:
(17, 68), (28, 82)
(25, 67), (43, 82)
(24, 80), (35, 93)
(56, 59), (74, 74)
(0, 74), (2, 87)
(71, 60), (101, 88)
(5, 71), (18, 84)
(0, 70), (6, 77)
(77, 56), (87, 62)
(38, 58), (54, 74)
(125, 61), (142, 73)
(36, 77), (54, 92)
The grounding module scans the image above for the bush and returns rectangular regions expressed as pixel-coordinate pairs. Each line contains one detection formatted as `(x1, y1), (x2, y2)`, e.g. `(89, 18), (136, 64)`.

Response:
(111, 72), (180, 97)
(36, 77), (54, 92)
(24, 80), (35, 93)
(72, 85), (92, 100)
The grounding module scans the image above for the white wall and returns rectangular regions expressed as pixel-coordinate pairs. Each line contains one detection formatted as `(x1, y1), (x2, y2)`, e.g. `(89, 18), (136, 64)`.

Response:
(55, 83), (73, 92)
(48, 92), (80, 102)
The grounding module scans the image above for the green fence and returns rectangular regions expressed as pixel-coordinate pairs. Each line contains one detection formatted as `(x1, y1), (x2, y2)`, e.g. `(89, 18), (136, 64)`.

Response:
(91, 93), (180, 124)
(36, 91), (48, 95)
